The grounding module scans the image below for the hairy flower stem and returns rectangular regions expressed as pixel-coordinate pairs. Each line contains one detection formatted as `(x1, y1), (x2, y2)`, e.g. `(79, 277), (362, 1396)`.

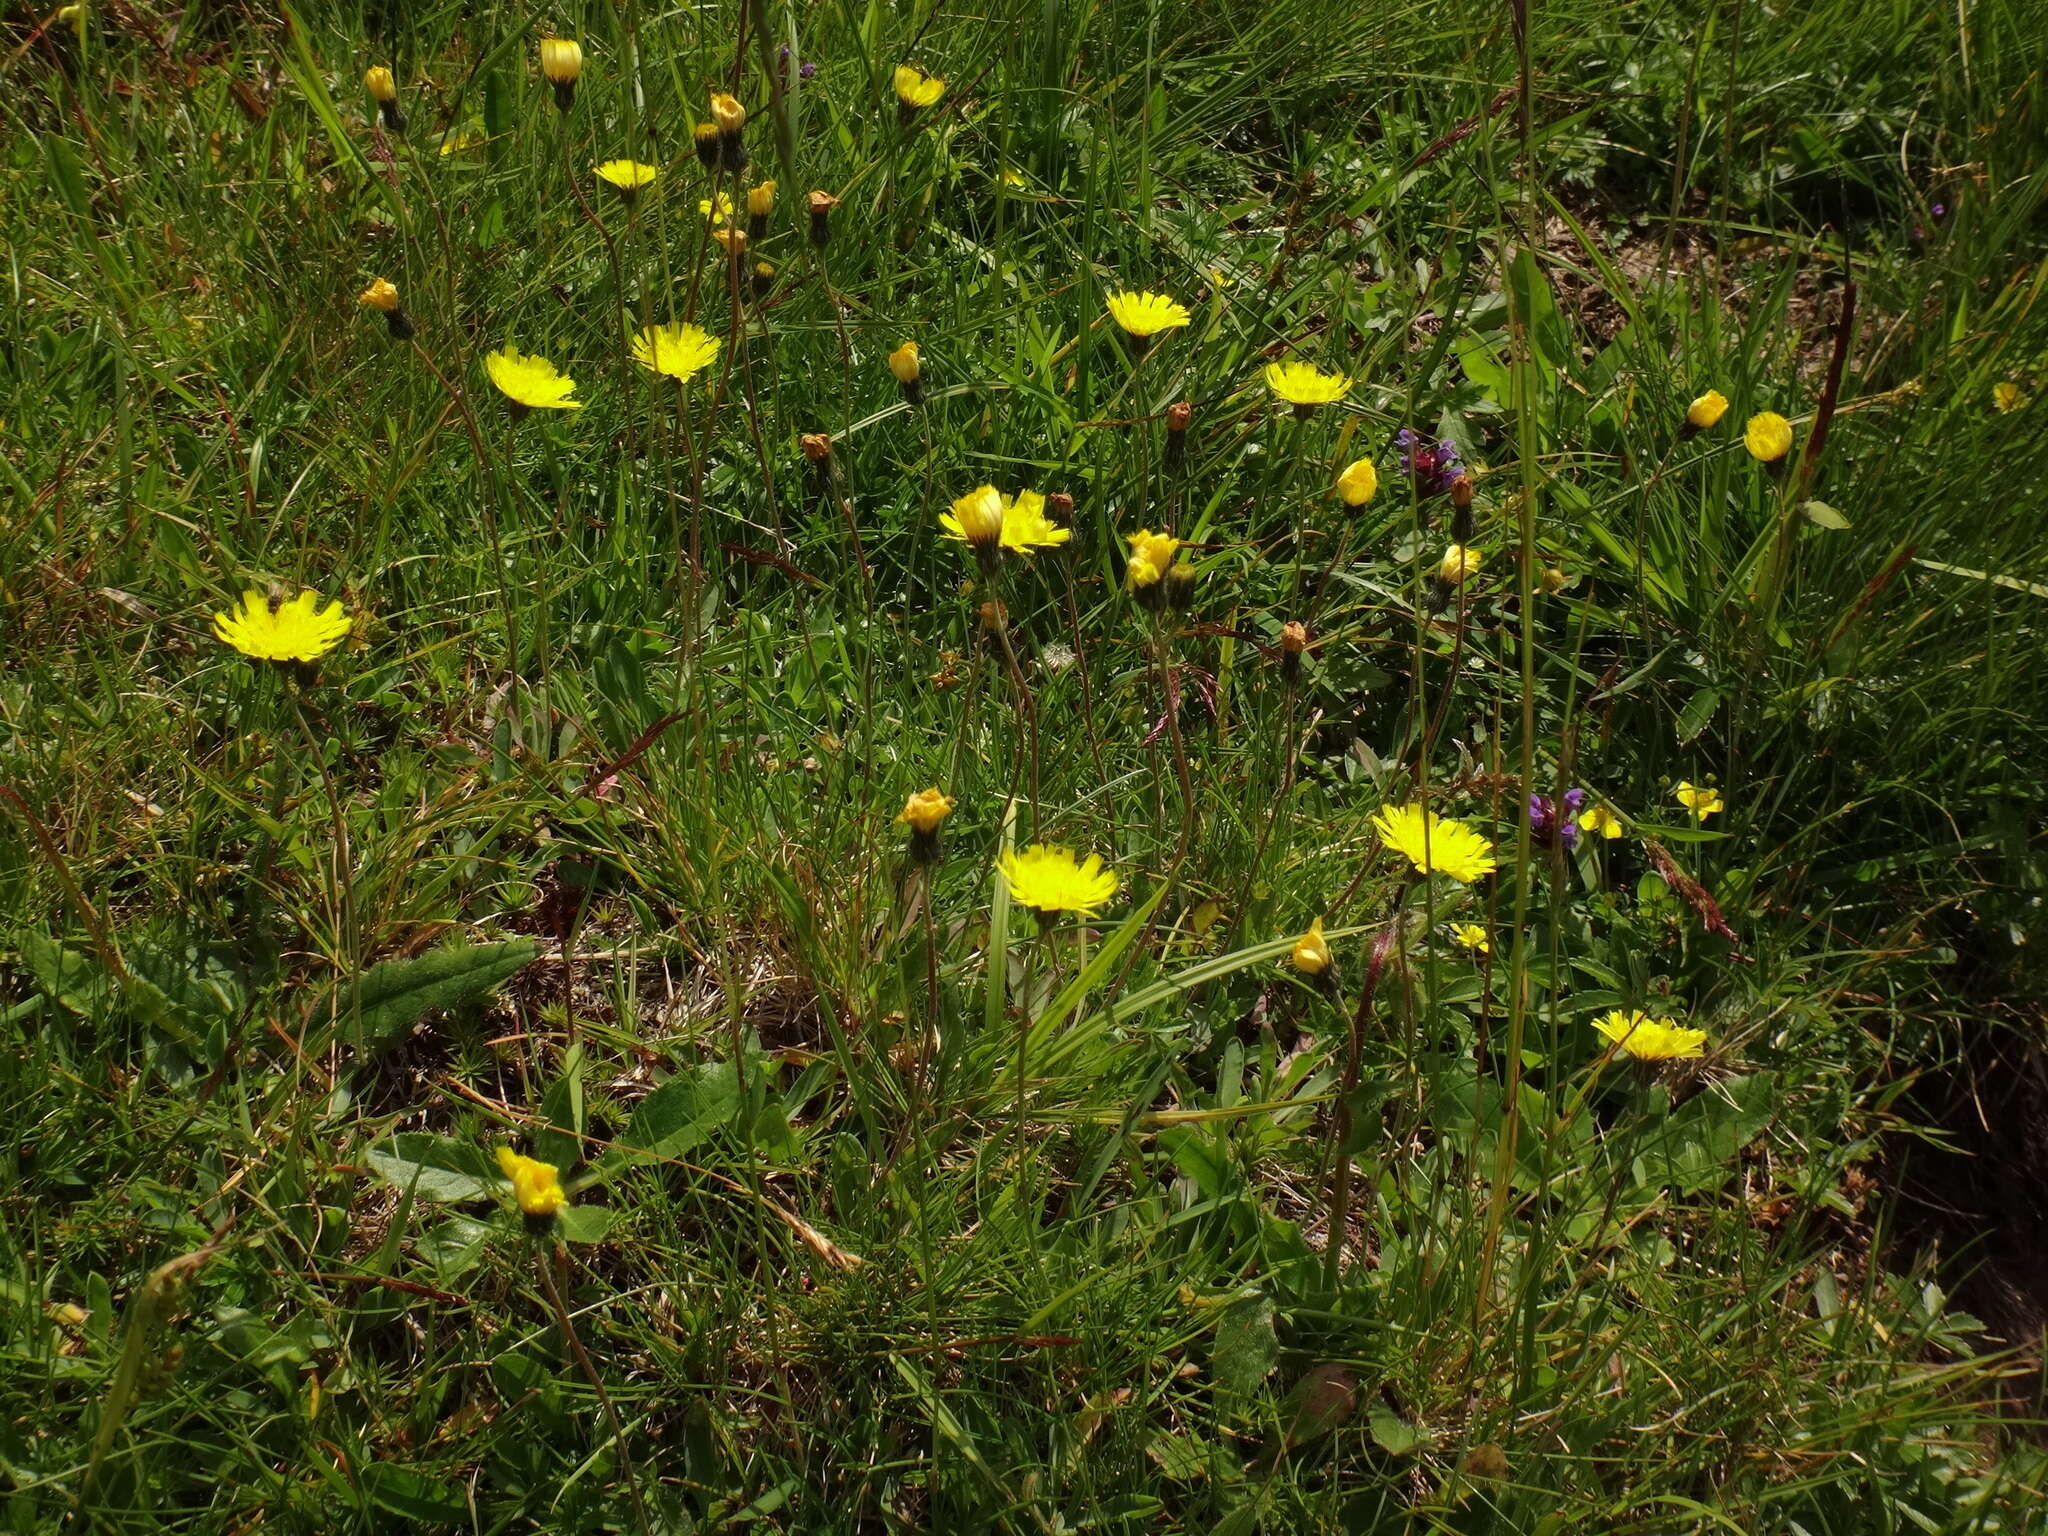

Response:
(535, 1244), (652, 1536)
(1325, 925), (1398, 1286)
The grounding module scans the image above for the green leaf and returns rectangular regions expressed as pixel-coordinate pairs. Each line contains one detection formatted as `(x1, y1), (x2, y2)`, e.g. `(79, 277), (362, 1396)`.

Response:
(1632, 1072), (1777, 1195)
(1801, 500), (1851, 530)
(605, 1060), (739, 1168)
(553, 1204), (615, 1244)
(364, 1134), (501, 1203)
(1211, 1294), (1278, 1396)
(41, 134), (92, 219)
(357, 1463), (471, 1525)
(15, 932), (107, 1016)
(1369, 1405), (1429, 1457)
(347, 939), (538, 1053)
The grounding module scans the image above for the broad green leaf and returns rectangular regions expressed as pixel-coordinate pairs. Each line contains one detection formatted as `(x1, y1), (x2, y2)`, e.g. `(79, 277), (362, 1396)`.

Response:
(347, 939), (539, 1053)
(1801, 500), (1851, 530)
(605, 1060), (739, 1168)
(365, 1133), (500, 1203)
(15, 932), (106, 1016)
(358, 1464), (470, 1525)
(1211, 1294), (1277, 1396)
(1369, 1405), (1429, 1457)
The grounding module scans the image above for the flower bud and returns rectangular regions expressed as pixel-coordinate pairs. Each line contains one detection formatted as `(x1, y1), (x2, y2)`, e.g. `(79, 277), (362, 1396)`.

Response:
(693, 122), (721, 168)
(978, 598), (1008, 636)
(358, 277), (413, 340)
(365, 65), (405, 132)
(746, 179), (775, 240)
(1448, 472), (1475, 544)
(1289, 918), (1332, 976)
(889, 340), (924, 405)
(752, 259), (776, 299)
(713, 227), (748, 259)
(1538, 565), (1567, 596)
(896, 786), (955, 866)
(950, 485), (1005, 550)
(1744, 411), (1794, 465)
(1685, 389), (1729, 434)
(709, 92), (748, 172)
(539, 39), (582, 113)
(1165, 400), (1191, 473)
(1436, 544), (1482, 586)
(1045, 491), (1073, 523)
(808, 189), (839, 248)
(1164, 561), (1199, 613)
(801, 432), (833, 463)
(1279, 619), (1308, 681)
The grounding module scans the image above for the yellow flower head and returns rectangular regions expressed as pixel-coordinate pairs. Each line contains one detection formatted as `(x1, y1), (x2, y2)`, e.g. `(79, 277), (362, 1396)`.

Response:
(999, 844), (1119, 919)
(1591, 1009), (1707, 1061)
(358, 277), (400, 313)
(631, 322), (719, 384)
(1289, 918), (1332, 976)
(1993, 381), (2024, 413)
(364, 65), (397, 104)
(896, 787), (955, 835)
(941, 485), (1006, 550)
(708, 91), (746, 133)
(1450, 922), (1490, 955)
(496, 1146), (570, 1217)
(538, 38), (582, 85)
(1686, 389), (1729, 430)
(1539, 565), (1568, 596)
(888, 341), (921, 384)
(746, 180), (777, 218)
(699, 190), (735, 226)
(1674, 782), (1723, 818)
(595, 159), (659, 193)
(486, 346), (581, 411)
(212, 589), (352, 664)
(1105, 290), (1192, 339)
(1372, 803), (1498, 883)
(995, 489), (1071, 555)
(439, 126), (485, 156)
(1437, 545), (1482, 585)
(1743, 411), (1793, 463)
(1126, 529), (1180, 588)
(712, 227), (748, 257)
(1336, 458), (1379, 506)
(1264, 360), (1352, 407)
(893, 64), (946, 108)
(1577, 804), (1624, 840)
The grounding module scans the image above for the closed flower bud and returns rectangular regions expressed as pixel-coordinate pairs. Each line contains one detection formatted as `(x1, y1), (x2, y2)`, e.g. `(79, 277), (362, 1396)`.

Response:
(539, 38), (582, 112)
(978, 598), (1008, 636)
(889, 340), (924, 404)
(1045, 491), (1073, 522)
(1437, 544), (1481, 586)
(1685, 389), (1729, 433)
(1165, 400), (1192, 472)
(1448, 472), (1475, 544)
(949, 485), (1005, 550)
(1539, 565), (1567, 596)
(693, 122), (721, 167)
(896, 786), (955, 864)
(746, 180), (775, 240)
(358, 277), (413, 339)
(1336, 457), (1379, 506)
(1290, 917), (1333, 977)
(712, 227), (748, 258)
(1744, 411), (1794, 465)
(801, 432), (833, 463)
(709, 91), (748, 171)
(808, 189), (839, 247)
(752, 259), (776, 298)
(1279, 619), (1308, 681)
(365, 65), (405, 132)
(1165, 561), (1199, 612)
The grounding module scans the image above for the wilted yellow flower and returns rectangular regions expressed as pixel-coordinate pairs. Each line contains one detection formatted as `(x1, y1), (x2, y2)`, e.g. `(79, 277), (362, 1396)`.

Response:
(1577, 804), (1624, 840)
(746, 180), (776, 218)
(595, 159), (659, 197)
(896, 787), (955, 835)
(1437, 545), (1482, 585)
(1674, 782), (1723, 818)
(1264, 360), (1351, 408)
(1372, 803), (1498, 883)
(1686, 390), (1729, 430)
(1743, 411), (1793, 463)
(999, 845), (1118, 919)
(485, 346), (581, 411)
(1126, 529), (1180, 588)
(708, 91), (746, 133)
(364, 65), (397, 104)
(631, 322), (719, 384)
(1993, 381), (2024, 413)
(1289, 918), (1332, 976)
(712, 227), (748, 257)
(941, 485), (1006, 550)
(1336, 458), (1379, 506)
(358, 277), (400, 313)
(1104, 290), (1191, 340)
(893, 64), (945, 109)
(212, 589), (352, 664)
(1450, 923), (1490, 955)
(1591, 1009), (1707, 1061)
(496, 1146), (570, 1217)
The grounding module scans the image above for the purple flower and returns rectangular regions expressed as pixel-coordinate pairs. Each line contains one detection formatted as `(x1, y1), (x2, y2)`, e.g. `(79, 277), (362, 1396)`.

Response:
(1931, 203), (1946, 218)
(1529, 790), (1582, 850)
(1395, 428), (1463, 495)
(800, 59), (817, 79)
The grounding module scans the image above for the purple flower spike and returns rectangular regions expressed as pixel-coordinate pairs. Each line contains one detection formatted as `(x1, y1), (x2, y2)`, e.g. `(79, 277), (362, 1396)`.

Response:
(800, 59), (817, 79)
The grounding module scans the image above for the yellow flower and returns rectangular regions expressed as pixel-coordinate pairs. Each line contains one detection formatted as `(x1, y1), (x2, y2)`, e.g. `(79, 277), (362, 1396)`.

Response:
(995, 489), (1071, 555)
(1450, 923), (1490, 955)
(496, 1146), (570, 1218)
(212, 589), (351, 663)
(888, 341), (921, 384)
(1674, 782), (1723, 818)
(364, 65), (397, 104)
(1743, 411), (1793, 463)
(896, 787), (955, 834)
(538, 37), (582, 84)
(595, 159), (659, 194)
(1126, 529), (1180, 588)
(1104, 290), (1192, 339)
(1591, 1009), (1707, 1061)
(486, 346), (581, 411)
(1336, 458), (1379, 506)
(999, 168), (1026, 189)
(708, 91), (746, 134)
(699, 191), (735, 226)
(999, 844), (1119, 919)
(358, 277), (400, 313)
(1993, 381), (2025, 413)
(1686, 389), (1729, 430)
(1264, 360), (1352, 407)
(439, 125), (485, 156)
(746, 180), (776, 218)
(1577, 804), (1624, 840)
(1437, 545), (1482, 585)
(1371, 803), (1498, 883)
(630, 323), (719, 384)
(941, 484), (1006, 549)
(1538, 565), (1567, 595)
(1289, 918), (1332, 976)
(893, 64), (945, 108)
